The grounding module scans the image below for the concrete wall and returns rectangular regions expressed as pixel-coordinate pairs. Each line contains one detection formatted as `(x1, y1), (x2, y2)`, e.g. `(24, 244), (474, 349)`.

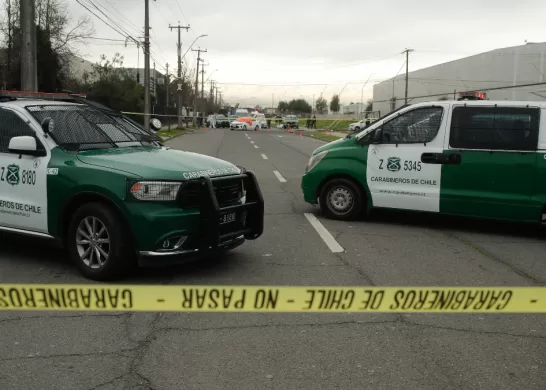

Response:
(373, 42), (546, 115)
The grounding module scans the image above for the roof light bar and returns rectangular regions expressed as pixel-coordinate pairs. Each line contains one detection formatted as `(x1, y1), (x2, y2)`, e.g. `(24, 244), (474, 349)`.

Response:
(0, 90), (87, 100)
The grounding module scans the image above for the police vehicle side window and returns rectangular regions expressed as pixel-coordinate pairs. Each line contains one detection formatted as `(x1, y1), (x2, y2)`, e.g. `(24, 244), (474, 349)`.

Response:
(450, 107), (539, 151)
(381, 107), (443, 144)
(0, 109), (43, 153)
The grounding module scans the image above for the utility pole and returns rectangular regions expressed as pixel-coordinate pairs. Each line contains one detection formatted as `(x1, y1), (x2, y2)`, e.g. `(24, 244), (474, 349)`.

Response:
(191, 48), (207, 126)
(209, 80), (214, 109)
(402, 48), (414, 105)
(201, 62), (208, 125)
(153, 61), (156, 114)
(165, 63), (169, 108)
(169, 22), (190, 128)
(21, 0), (37, 91)
(215, 86), (218, 107)
(143, 0), (153, 131)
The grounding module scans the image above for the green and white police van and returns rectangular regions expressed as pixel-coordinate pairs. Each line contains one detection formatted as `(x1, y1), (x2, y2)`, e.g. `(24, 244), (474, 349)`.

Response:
(0, 91), (264, 280)
(302, 100), (546, 223)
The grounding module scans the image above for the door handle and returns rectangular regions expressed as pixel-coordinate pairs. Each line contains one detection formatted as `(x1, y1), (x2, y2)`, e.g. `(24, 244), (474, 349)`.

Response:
(421, 153), (461, 165)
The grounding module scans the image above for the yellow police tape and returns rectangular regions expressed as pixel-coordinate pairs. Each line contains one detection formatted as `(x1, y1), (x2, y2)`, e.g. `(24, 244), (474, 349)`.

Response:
(0, 285), (544, 312)
(120, 111), (368, 121)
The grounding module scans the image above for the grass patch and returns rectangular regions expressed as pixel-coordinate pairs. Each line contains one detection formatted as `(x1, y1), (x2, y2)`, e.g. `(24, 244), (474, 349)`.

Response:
(298, 119), (356, 131)
(305, 132), (343, 142)
(157, 128), (185, 138)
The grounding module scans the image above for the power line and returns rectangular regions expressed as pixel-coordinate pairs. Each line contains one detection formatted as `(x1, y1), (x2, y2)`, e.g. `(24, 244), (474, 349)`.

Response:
(87, 36), (127, 42)
(96, 0), (142, 35)
(75, 0), (129, 39)
(84, 0), (138, 39)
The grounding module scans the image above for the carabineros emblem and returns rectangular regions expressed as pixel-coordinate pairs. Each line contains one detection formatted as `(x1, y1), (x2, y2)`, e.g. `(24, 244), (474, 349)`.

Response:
(6, 164), (20, 185)
(387, 157), (401, 172)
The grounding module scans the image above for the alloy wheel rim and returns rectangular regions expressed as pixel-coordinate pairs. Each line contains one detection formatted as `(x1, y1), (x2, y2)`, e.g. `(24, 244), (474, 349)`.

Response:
(76, 216), (111, 269)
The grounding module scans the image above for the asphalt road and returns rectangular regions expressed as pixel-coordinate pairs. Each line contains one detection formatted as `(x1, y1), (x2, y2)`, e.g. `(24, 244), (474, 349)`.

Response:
(1, 127), (545, 389)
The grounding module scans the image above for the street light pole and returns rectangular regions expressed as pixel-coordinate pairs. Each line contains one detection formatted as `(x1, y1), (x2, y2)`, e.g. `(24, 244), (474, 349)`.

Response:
(359, 73), (374, 119)
(402, 48), (414, 105)
(143, 0), (152, 131)
(169, 22), (190, 128)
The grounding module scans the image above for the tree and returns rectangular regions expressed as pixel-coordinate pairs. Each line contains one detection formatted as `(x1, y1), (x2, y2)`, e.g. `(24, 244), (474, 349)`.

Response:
(287, 98), (311, 114)
(315, 95), (327, 114)
(330, 94), (340, 113)
(365, 99), (373, 112)
(0, 0), (94, 90)
(84, 53), (145, 117)
(277, 100), (289, 113)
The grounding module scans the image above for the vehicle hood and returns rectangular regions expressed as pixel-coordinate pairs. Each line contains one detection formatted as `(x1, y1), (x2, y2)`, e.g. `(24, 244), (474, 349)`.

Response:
(76, 146), (241, 180)
(311, 136), (356, 155)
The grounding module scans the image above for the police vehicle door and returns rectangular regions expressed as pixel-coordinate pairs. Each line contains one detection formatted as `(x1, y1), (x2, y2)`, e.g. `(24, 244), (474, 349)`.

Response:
(0, 108), (50, 233)
(366, 104), (448, 212)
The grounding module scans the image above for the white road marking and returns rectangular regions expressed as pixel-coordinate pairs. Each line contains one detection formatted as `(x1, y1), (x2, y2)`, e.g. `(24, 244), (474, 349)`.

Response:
(273, 170), (286, 183)
(254, 145), (259, 149)
(250, 141), (255, 144)
(261, 154), (268, 160)
(304, 213), (345, 253)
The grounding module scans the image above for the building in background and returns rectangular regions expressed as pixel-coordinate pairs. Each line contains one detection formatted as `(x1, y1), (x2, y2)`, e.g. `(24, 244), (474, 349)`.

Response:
(373, 42), (546, 116)
(63, 55), (94, 81)
(341, 102), (365, 115)
(125, 68), (165, 95)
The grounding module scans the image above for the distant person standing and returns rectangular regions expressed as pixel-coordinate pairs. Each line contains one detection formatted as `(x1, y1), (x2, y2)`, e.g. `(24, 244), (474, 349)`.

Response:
(312, 115), (317, 129)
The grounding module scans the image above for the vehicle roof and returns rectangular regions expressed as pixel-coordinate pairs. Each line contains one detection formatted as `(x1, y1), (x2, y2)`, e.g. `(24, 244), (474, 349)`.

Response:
(416, 100), (546, 108)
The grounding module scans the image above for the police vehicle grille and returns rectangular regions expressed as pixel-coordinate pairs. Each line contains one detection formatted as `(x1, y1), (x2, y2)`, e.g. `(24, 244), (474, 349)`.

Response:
(177, 179), (242, 209)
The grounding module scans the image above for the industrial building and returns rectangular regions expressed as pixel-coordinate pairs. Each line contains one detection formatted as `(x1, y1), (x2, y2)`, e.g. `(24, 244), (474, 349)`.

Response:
(372, 42), (546, 116)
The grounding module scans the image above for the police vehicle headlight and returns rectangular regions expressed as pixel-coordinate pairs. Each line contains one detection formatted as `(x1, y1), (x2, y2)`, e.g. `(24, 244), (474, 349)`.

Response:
(306, 150), (328, 173)
(130, 181), (182, 201)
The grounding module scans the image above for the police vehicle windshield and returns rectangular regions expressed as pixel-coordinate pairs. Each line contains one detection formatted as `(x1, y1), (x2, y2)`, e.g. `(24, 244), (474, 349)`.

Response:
(26, 104), (161, 151)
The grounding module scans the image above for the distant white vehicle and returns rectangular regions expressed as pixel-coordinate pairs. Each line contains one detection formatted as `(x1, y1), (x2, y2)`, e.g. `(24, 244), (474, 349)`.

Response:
(250, 112), (267, 128)
(349, 120), (367, 131)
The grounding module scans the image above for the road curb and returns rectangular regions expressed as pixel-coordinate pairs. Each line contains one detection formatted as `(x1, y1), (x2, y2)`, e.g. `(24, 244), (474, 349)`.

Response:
(161, 129), (194, 142)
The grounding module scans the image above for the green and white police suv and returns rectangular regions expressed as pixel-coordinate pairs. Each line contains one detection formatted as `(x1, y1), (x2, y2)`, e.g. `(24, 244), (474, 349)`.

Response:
(302, 100), (546, 223)
(0, 91), (264, 280)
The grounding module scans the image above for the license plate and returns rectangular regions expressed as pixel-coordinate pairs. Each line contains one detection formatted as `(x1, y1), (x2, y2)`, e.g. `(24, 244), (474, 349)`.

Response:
(220, 212), (236, 224)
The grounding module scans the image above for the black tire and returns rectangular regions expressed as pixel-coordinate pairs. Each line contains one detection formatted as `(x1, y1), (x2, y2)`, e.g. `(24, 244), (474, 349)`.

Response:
(319, 178), (365, 221)
(355, 126), (360, 131)
(67, 202), (135, 281)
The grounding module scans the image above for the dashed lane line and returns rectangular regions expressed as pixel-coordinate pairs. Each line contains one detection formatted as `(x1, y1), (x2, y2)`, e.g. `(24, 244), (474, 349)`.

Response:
(273, 170), (287, 183)
(261, 154), (268, 160)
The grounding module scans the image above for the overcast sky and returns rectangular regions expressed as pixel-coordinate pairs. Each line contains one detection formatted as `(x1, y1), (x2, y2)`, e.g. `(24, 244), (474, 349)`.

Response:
(68, 0), (546, 107)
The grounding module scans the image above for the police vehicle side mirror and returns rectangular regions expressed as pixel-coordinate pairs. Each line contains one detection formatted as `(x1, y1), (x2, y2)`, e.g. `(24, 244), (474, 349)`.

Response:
(371, 128), (383, 144)
(150, 118), (162, 131)
(8, 136), (46, 157)
(41, 117), (54, 134)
